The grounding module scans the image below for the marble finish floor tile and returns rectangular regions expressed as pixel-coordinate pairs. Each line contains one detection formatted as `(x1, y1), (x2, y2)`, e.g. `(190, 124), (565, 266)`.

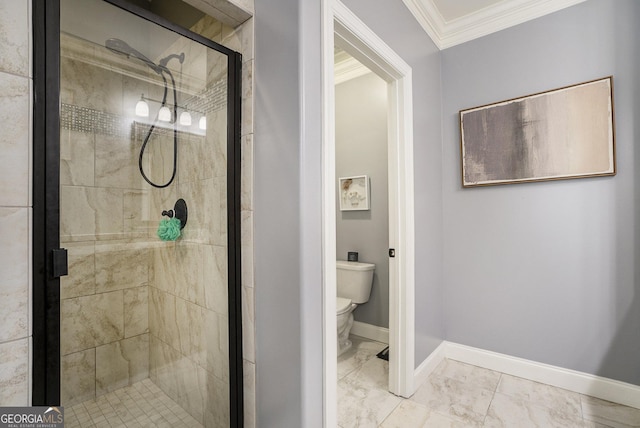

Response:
(497, 374), (582, 417)
(381, 400), (470, 428)
(65, 378), (202, 428)
(337, 381), (402, 428)
(337, 337), (640, 428)
(338, 337), (400, 427)
(485, 392), (585, 428)
(434, 359), (502, 392)
(409, 372), (493, 425)
(338, 336), (386, 380)
(581, 395), (640, 428)
(341, 354), (390, 392)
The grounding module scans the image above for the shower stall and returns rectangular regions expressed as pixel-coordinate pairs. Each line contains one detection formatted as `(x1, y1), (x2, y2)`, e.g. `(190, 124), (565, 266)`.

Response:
(32, 0), (243, 426)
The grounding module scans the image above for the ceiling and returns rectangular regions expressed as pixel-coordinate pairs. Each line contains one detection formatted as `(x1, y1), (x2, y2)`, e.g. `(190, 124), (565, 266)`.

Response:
(432, 0), (504, 22)
(402, 0), (587, 50)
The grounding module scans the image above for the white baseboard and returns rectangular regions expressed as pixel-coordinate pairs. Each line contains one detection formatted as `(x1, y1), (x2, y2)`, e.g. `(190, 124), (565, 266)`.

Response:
(413, 341), (447, 389)
(351, 321), (389, 344)
(413, 341), (640, 410)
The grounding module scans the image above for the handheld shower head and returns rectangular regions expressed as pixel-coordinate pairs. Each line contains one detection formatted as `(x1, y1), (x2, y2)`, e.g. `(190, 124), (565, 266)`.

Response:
(105, 38), (162, 74)
(105, 39), (184, 188)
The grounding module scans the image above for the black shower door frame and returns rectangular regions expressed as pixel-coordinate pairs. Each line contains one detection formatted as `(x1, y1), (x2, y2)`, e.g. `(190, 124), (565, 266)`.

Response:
(32, 0), (243, 425)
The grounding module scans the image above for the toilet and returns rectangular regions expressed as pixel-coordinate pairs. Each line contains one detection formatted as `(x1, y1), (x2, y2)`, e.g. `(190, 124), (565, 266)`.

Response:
(336, 260), (375, 356)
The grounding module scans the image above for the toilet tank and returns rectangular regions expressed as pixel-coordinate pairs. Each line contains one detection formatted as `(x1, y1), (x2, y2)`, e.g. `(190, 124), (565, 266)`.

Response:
(336, 260), (375, 304)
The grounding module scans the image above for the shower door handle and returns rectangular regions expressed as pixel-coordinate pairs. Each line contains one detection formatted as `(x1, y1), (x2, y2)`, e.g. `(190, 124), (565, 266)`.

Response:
(51, 248), (68, 278)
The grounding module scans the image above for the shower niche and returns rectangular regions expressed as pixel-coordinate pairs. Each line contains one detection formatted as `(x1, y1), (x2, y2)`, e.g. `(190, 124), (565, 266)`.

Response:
(33, 0), (242, 426)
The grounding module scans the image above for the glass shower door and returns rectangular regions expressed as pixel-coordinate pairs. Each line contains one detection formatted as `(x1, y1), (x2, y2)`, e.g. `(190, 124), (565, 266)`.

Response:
(55, 0), (241, 426)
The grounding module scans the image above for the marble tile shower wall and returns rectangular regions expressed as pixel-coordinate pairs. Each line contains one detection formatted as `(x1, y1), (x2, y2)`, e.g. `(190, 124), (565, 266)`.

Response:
(59, 31), (231, 426)
(58, 13), (256, 427)
(0, 4), (255, 426)
(143, 15), (256, 427)
(191, 11), (256, 427)
(59, 40), (158, 406)
(0, 0), (32, 407)
(131, 19), (231, 427)
(61, 36), (228, 414)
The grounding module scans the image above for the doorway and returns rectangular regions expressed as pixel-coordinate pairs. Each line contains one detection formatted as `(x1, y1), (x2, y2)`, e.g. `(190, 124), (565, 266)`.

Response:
(323, 0), (416, 425)
(334, 48), (393, 424)
(335, 51), (390, 347)
(32, 0), (243, 426)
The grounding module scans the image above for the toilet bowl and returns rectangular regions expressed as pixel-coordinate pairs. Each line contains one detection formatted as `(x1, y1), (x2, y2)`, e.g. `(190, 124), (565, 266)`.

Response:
(337, 297), (356, 356)
(336, 260), (374, 356)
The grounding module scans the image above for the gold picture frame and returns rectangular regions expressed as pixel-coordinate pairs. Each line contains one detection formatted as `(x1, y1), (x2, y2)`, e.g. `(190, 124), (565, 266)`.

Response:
(459, 76), (616, 187)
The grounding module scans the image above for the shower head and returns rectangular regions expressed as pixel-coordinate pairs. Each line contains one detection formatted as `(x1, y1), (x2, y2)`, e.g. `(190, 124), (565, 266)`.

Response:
(105, 38), (162, 74)
(159, 52), (185, 68)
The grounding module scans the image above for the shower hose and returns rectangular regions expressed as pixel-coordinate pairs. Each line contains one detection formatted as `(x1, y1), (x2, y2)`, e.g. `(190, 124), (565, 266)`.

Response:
(139, 64), (179, 189)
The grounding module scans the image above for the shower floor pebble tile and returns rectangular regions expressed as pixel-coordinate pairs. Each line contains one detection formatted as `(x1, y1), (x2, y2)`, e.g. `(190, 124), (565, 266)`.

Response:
(65, 379), (203, 428)
(340, 336), (640, 428)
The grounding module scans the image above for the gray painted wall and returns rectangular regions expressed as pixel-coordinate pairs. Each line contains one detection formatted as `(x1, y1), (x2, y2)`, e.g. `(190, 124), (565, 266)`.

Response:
(298, 0), (325, 425)
(254, 0), (640, 424)
(254, 0), (444, 423)
(441, 0), (640, 384)
(342, 0), (445, 365)
(336, 72), (389, 329)
(254, 0), (304, 425)
(254, 0), (326, 425)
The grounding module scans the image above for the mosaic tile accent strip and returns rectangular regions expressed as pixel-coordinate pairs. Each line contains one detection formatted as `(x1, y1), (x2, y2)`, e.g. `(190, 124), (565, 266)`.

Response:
(61, 103), (129, 138)
(61, 76), (226, 140)
(183, 78), (227, 115)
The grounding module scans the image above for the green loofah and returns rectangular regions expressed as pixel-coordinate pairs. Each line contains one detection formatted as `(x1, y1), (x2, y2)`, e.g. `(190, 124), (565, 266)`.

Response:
(157, 217), (181, 241)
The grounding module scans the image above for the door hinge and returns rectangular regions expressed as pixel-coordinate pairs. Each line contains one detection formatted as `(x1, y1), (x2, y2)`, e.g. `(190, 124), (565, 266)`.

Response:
(51, 248), (68, 278)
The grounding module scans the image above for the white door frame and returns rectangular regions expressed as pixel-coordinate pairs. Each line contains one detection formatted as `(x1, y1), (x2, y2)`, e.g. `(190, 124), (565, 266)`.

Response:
(322, 1), (415, 425)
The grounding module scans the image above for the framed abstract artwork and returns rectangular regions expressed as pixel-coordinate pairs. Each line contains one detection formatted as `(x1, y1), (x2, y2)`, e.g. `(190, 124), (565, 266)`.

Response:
(459, 76), (616, 187)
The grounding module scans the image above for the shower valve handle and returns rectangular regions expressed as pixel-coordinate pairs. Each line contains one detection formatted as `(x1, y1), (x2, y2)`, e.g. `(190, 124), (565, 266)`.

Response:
(160, 199), (187, 229)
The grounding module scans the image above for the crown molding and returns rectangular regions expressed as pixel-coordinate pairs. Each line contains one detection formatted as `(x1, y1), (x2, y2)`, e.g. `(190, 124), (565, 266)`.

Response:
(402, 0), (446, 49)
(334, 55), (371, 85)
(403, 0), (587, 50)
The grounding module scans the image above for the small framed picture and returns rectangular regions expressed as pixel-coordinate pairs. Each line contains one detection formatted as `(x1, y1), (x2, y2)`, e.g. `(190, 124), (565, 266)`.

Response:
(339, 175), (370, 211)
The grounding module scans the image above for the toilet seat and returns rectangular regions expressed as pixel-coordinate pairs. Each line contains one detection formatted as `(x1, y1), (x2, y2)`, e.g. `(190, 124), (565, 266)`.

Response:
(336, 297), (353, 315)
